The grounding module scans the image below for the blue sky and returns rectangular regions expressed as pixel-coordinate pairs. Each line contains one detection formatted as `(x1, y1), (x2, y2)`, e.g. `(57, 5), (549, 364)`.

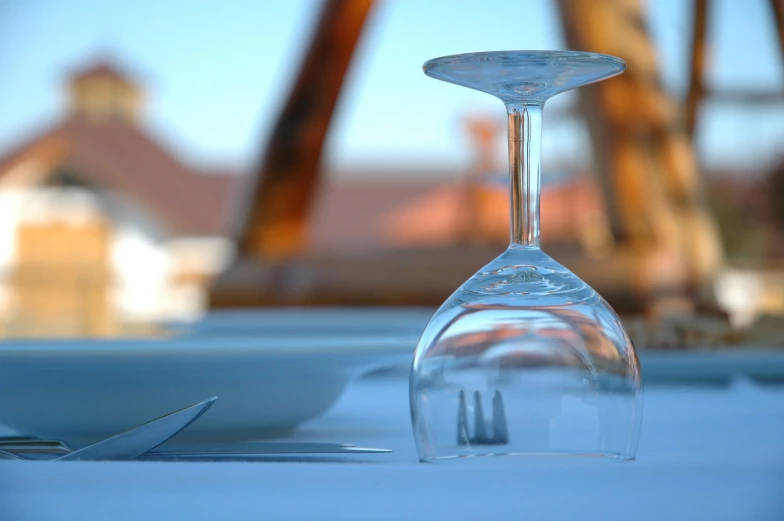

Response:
(0, 0), (782, 179)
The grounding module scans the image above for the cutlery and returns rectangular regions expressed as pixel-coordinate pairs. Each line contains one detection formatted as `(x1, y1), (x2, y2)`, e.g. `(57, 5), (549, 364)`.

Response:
(0, 440), (391, 460)
(457, 389), (508, 446)
(0, 396), (217, 461)
(139, 444), (392, 461)
(0, 438), (72, 455)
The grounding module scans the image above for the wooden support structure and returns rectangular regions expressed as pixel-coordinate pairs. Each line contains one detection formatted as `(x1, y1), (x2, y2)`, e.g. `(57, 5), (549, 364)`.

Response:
(771, 0), (784, 59)
(209, 0), (375, 307)
(231, 0), (374, 261)
(206, 0), (759, 312)
(557, 0), (725, 314)
(685, 0), (709, 139)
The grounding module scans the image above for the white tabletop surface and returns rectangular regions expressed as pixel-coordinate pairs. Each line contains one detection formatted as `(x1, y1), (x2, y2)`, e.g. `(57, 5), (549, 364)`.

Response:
(1, 370), (783, 520)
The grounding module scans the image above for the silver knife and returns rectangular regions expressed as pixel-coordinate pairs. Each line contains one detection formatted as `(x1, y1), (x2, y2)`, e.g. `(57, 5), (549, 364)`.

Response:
(139, 445), (392, 461)
(58, 396), (217, 461)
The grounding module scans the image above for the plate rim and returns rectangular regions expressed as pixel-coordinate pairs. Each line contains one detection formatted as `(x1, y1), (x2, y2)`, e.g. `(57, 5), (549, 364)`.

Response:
(0, 333), (419, 358)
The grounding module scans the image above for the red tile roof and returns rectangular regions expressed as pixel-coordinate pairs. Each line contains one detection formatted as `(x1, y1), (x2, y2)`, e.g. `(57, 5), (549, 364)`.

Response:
(0, 119), (239, 236)
(308, 178), (444, 251)
(0, 116), (604, 247)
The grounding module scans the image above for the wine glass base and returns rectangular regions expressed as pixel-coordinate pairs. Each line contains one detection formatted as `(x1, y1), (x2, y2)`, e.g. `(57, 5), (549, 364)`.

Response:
(423, 50), (626, 103)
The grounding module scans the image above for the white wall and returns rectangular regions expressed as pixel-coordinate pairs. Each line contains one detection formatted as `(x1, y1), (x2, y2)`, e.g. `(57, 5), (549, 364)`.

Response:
(162, 237), (235, 319)
(0, 191), (25, 318)
(0, 181), (231, 325)
(109, 221), (174, 321)
(0, 185), (108, 323)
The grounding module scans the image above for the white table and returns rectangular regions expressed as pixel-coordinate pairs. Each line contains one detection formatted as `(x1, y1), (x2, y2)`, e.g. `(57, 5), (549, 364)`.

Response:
(1, 372), (783, 521)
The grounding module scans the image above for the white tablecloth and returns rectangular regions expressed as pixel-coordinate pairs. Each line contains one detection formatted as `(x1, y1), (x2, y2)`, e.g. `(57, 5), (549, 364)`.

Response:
(1, 373), (783, 521)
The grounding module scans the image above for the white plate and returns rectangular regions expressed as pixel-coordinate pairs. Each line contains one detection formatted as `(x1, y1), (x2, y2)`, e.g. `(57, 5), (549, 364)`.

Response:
(0, 334), (416, 446)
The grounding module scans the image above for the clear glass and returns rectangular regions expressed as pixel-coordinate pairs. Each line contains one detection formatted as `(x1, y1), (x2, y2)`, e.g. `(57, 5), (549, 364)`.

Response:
(410, 51), (642, 463)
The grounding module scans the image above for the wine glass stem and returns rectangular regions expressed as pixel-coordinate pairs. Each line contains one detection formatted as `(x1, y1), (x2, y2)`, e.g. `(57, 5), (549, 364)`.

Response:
(506, 102), (543, 248)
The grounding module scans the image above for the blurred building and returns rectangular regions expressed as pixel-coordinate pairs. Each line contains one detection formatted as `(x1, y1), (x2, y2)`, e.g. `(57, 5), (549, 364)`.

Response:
(0, 59), (614, 337)
(310, 175), (607, 253)
(0, 62), (235, 336)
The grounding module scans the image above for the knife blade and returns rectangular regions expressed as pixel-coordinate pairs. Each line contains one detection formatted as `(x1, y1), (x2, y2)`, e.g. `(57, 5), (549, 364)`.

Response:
(58, 396), (217, 461)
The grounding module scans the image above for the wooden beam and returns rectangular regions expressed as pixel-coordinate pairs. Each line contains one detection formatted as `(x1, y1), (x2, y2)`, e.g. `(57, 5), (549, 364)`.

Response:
(556, 0), (725, 313)
(232, 0), (375, 260)
(209, 0), (375, 308)
(557, 0), (672, 245)
(685, 0), (708, 139)
(770, 0), (784, 60)
(707, 89), (784, 105)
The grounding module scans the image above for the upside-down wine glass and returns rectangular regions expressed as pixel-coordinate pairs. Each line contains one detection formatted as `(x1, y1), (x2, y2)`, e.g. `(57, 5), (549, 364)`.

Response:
(410, 51), (642, 463)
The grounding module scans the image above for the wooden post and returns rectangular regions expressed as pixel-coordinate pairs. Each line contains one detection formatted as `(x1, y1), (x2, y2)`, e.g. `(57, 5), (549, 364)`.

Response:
(557, 0), (678, 244)
(232, 0), (375, 260)
(557, 0), (725, 313)
(685, 0), (709, 139)
(770, 0), (784, 59)
(209, 0), (375, 307)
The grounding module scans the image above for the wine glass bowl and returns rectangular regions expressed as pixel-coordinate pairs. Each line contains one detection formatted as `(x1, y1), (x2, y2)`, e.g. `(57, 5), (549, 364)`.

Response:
(410, 51), (642, 463)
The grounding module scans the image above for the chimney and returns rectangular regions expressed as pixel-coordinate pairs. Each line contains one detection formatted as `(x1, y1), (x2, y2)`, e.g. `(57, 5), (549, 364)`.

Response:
(68, 61), (144, 124)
